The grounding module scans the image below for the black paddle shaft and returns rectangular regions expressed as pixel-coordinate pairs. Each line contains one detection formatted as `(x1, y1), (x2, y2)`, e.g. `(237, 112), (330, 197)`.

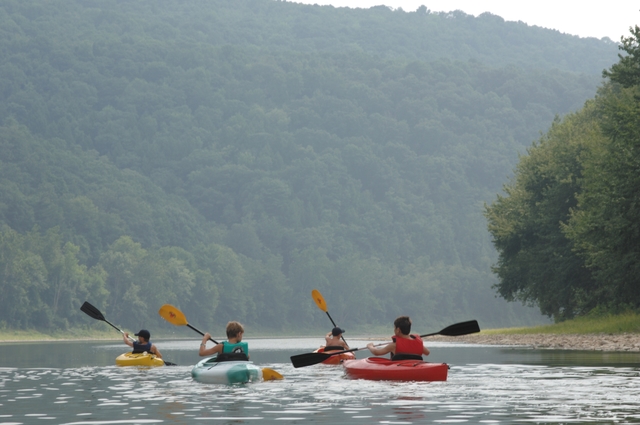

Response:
(80, 301), (127, 336)
(291, 319), (481, 368)
(186, 324), (219, 344)
(325, 312), (349, 346)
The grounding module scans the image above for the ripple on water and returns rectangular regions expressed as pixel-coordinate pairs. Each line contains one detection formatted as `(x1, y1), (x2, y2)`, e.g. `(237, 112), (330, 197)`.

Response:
(0, 348), (639, 424)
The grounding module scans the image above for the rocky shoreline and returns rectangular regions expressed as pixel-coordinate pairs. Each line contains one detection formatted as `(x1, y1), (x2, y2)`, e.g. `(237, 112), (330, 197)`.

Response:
(429, 333), (640, 352)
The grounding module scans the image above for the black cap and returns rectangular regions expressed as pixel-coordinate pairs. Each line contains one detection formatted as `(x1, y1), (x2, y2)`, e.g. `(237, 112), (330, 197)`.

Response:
(331, 327), (345, 336)
(135, 329), (150, 340)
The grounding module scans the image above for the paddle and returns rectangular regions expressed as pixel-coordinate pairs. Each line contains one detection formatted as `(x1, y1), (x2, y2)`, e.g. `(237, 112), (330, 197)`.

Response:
(158, 304), (219, 344)
(80, 301), (176, 366)
(158, 304), (283, 381)
(312, 289), (348, 346)
(290, 319), (481, 368)
(80, 301), (135, 341)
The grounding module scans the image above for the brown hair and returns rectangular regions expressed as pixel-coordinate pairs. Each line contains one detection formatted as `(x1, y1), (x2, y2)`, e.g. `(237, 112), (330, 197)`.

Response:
(394, 316), (412, 335)
(226, 321), (245, 338)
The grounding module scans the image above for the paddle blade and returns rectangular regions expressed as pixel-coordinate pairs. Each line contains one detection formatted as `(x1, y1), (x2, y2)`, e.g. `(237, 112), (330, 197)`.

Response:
(262, 367), (284, 381)
(311, 289), (328, 312)
(158, 304), (188, 326)
(80, 301), (106, 321)
(437, 320), (480, 337)
(290, 351), (332, 368)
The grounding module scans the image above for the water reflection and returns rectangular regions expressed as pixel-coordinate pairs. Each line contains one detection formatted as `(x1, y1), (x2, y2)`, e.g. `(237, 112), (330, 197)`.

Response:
(0, 339), (639, 424)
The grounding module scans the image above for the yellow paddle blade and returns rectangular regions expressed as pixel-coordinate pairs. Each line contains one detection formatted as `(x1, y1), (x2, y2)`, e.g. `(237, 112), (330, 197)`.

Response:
(311, 289), (328, 312)
(262, 367), (283, 381)
(158, 304), (188, 326)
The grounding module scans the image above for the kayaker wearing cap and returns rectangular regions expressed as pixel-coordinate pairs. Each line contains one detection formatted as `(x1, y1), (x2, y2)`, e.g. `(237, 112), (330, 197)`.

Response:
(366, 316), (430, 360)
(325, 327), (349, 350)
(123, 329), (163, 358)
(199, 321), (250, 360)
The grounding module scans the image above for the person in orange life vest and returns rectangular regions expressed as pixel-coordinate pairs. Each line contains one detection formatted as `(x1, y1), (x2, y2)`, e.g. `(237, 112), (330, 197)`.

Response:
(123, 329), (162, 358)
(199, 321), (250, 360)
(366, 316), (430, 359)
(324, 327), (349, 350)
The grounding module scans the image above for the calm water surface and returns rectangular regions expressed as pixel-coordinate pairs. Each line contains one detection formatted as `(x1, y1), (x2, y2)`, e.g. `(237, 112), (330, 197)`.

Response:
(1, 338), (639, 424)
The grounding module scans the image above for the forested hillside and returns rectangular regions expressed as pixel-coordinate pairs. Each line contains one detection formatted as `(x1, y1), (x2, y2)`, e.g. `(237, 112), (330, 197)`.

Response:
(0, 0), (619, 334)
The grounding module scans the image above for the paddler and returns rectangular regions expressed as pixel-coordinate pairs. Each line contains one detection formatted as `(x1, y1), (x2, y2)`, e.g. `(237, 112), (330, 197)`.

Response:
(199, 321), (250, 361)
(123, 329), (163, 358)
(366, 316), (430, 360)
(324, 327), (349, 350)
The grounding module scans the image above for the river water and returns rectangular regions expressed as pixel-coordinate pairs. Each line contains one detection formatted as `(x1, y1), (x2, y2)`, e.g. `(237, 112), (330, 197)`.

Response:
(1, 337), (639, 424)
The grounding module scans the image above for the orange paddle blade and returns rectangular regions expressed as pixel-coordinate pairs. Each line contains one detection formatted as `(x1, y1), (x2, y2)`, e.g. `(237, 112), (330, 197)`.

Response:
(262, 367), (284, 381)
(311, 289), (328, 312)
(158, 304), (188, 326)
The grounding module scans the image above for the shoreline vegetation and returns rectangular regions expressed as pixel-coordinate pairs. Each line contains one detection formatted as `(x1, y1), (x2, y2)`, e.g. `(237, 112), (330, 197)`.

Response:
(2, 313), (640, 352)
(430, 312), (640, 352)
(429, 332), (640, 352)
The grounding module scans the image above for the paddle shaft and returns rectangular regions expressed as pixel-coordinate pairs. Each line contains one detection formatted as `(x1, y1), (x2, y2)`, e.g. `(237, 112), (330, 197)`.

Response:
(312, 328), (464, 357)
(187, 324), (219, 344)
(105, 320), (135, 341)
(80, 302), (135, 342)
(312, 290), (348, 345)
(291, 320), (480, 368)
(325, 311), (349, 345)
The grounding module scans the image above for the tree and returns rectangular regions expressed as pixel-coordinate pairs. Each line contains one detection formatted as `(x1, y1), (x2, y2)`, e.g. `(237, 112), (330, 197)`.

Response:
(603, 26), (640, 88)
(0, 227), (47, 328)
(485, 109), (600, 320)
(565, 28), (640, 310)
(98, 236), (148, 324)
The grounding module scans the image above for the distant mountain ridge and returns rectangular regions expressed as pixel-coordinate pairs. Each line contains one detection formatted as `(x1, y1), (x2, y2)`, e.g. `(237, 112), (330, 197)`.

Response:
(2, 0), (618, 74)
(0, 0), (618, 331)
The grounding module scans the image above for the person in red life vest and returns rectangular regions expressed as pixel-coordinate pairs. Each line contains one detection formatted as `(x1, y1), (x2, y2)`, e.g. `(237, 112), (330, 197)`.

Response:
(123, 329), (162, 358)
(366, 316), (430, 360)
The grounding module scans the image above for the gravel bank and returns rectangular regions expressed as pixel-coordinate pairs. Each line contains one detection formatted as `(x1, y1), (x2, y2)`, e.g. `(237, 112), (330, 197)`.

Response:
(429, 333), (640, 352)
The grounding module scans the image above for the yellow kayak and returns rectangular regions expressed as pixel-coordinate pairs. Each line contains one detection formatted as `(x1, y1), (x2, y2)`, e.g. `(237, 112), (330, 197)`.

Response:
(115, 352), (165, 367)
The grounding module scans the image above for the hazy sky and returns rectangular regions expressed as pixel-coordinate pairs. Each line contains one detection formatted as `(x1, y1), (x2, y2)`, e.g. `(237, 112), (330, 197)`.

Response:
(293, 0), (639, 41)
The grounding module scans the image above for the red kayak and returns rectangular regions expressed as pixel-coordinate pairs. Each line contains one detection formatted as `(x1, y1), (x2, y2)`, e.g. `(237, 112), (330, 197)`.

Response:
(343, 357), (448, 381)
(313, 346), (356, 364)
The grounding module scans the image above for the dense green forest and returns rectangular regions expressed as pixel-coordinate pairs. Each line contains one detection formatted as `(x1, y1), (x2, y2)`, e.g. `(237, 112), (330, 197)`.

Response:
(486, 27), (640, 321)
(0, 0), (621, 334)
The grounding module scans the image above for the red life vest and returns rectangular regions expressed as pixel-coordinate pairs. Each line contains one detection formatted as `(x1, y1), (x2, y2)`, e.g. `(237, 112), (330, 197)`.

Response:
(393, 334), (424, 355)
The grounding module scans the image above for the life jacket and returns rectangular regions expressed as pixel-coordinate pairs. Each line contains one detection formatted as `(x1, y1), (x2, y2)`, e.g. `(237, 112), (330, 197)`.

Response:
(132, 341), (153, 354)
(392, 334), (424, 359)
(323, 346), (346, 351)
(216, 341), (249, 362)
(222, 340), (249, 355)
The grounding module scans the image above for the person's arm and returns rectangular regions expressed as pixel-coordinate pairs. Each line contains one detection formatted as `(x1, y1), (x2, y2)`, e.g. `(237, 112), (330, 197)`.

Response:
(325, 333), (332, 345)
(422, 344), (430, 356)
(123, 333), (133, 348)
(151, 344), (162, 358)
(199, 332), (223, 356)
(367, 342), (395, 356)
